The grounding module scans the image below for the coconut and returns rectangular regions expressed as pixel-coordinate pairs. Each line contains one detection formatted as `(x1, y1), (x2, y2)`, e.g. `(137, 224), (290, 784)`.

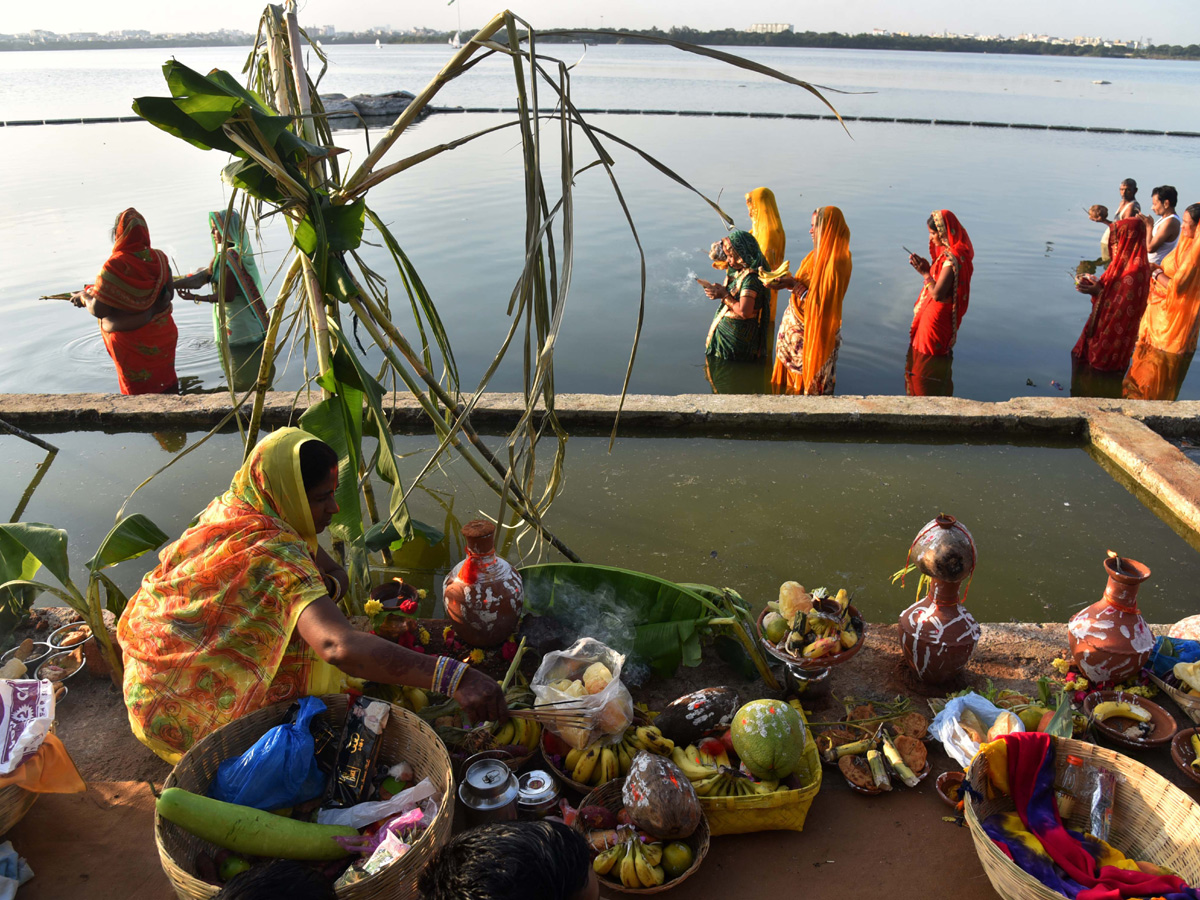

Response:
(622, 752), (702, 841)
(655, 687), (740, 746)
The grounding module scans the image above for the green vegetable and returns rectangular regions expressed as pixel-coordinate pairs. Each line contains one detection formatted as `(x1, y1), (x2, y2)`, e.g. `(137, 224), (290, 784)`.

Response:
(156, 788), (356, 860)
(219, 855), (252, 882)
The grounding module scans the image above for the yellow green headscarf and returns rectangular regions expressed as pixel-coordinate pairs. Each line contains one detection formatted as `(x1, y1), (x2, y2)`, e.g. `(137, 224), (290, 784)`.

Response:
(231, 427), (321, 554)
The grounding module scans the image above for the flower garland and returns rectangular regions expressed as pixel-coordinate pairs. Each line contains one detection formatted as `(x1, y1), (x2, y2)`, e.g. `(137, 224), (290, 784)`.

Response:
(1049, 653), (1157, 705)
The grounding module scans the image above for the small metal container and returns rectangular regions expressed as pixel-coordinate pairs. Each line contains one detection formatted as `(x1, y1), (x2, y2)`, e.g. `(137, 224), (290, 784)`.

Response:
(458, 758), (519, 828)
(517, 769), (560, 819)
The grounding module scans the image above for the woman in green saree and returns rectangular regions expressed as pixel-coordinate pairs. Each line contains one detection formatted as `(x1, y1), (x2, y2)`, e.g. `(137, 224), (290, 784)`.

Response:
(699, 230), (770, 362)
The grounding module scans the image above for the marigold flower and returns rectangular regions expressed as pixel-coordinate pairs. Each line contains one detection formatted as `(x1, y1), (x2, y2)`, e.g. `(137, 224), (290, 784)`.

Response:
(1051, 657), (1072, 675)
(443, 625), (455, 641)
(1073, 677), (1089, 690)
(466, 648), (485, 665)
(419, 627), (431, 646)
(418, 589), (428, 600)
(364, 599), (383, 617)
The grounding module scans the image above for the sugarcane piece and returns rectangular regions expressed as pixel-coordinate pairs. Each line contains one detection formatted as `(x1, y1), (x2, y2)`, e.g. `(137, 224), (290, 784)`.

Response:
(867, 749), (892, 790)
(833, 739), (874, 760)
(881, 732), (920, 787)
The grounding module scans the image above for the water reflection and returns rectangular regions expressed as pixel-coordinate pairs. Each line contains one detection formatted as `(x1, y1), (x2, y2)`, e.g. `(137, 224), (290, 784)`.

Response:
(905, 349), (954, 397)
(1124, 345), (1194, 401)
(1070, 357), (1124, 399)
(704, 355), (769, 394)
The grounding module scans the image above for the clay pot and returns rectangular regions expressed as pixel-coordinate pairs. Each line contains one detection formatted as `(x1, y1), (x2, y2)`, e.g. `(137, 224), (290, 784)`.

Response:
(1068, 556), (1153, 684)
(898, 515), (980, 683)
(443, 520), (522, 648)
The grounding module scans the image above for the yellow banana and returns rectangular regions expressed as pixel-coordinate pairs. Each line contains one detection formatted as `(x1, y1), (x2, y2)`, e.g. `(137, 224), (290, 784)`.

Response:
(1092, 700), (1152, 723)
(642, 843), (663, 867)
(619, 842), (639, 888)
(617, 740), (633, 775)
(593, 844), (622, 875)
(598, 747), (619, 784)
(572, 744), (602, 784)
(403, 686), (429, 712)
(713, 748), (731, 769)
(493, 720), (516, 747)
(564, 746), (584, 773)
(1190, 733), (1200, 771)
(633, 841), (656, 887)
(635, 726), (674, 756)
(840, 627), (858, 650)
(835, 588), (850, 611)
(508, 717), (527, 748)
(803, 636), (840, 658)
(692, 772), (725, 796)
(752, 779), (780, 794)
(523, 720), (541, 751)
(650, 864), (666, 886)
(671, 746), (715, 781)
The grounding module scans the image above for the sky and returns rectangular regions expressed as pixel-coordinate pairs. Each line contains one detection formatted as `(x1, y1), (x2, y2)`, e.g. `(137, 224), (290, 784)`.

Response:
(6, 0), (1197, 46)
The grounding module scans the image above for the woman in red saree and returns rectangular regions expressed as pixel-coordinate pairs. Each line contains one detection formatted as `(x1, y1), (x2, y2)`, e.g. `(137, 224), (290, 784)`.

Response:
(908, 210), (974, 358)
(1071, 217), (1150, 372)
(70, 209), (179, 394)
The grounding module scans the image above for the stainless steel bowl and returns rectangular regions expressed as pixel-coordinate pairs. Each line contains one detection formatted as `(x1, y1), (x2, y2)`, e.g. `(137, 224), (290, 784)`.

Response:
(1, 640), (53, 671)
(46, 621), (95, 651)
(34, 649), (86, 684)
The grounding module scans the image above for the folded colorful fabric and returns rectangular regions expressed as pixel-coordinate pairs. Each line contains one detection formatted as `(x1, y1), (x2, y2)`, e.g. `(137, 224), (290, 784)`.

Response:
(981, 732), (1198, 900)
(0, 734), (85, 794)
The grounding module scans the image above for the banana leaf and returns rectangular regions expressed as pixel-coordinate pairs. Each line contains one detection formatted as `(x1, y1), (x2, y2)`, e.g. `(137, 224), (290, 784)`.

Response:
(0, 530), (42, 647)
(85, 514), (169, 573)
(519, 563), (724, 678)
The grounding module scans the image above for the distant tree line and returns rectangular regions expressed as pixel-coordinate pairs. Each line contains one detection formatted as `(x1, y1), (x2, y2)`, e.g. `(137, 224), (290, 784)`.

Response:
(3, 27), (1198, 60)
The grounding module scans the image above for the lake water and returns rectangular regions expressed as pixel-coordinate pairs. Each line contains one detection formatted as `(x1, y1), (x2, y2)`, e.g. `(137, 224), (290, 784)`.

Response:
(3, 44), (1200, 400)
(5, 429), (1199, 624)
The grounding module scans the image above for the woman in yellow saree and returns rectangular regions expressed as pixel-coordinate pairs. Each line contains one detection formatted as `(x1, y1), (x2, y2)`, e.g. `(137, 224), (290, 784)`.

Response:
(746, 187), (786, 331)
(769, 206), (852, 395)
(118, 427), (505, 763)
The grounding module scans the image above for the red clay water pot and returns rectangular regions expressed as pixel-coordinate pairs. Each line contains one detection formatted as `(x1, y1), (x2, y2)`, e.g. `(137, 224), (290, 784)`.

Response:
(443, 520), (523, 648)
(1068, 555), (1153, 684)
(898, 514), (980, 683)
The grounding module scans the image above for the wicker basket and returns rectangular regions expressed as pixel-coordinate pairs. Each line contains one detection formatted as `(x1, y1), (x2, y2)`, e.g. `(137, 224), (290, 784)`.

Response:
(698, 732), (822, 836)
(964, 736), (1200, 900)
(156, 695), (453, 900)
(1148, 672), (1200, 725)
(0, 722), (55, 838)
(576, 778), (709, 895)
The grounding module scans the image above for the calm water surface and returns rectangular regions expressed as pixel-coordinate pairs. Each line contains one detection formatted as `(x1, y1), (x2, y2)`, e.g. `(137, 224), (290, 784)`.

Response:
(2, 44), (1199, 399)
(4, 429), (1198, 624)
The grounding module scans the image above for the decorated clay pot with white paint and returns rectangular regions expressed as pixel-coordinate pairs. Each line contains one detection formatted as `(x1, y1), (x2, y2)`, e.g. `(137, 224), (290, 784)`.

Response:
(443, 520), (523, 648)
(1067, 556), (1152, 684)
(898, 515), (980, 683)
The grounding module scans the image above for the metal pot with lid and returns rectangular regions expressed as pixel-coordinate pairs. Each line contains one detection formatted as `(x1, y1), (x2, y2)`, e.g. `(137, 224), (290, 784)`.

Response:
(517, 769), (560, 819)
(458, 758), (519, 828)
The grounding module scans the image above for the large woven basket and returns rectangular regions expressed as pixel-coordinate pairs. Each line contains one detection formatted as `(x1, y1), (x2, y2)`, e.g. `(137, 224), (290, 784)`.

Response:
(156, 695), (453, 900)
(0, 722), (55, 838)
(577, 778), (709, 895)
(964, 736), (1200, 900)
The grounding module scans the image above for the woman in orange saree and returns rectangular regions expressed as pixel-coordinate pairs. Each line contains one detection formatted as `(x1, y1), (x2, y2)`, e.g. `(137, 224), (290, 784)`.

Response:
(908, 210), (974, 359)
(1123, 203), (1200, 400)
(1071, 217), (1150, 372)
(769, 206), (852, 395)
(118, 427), (506, 763)
(70, 209), (179, 394)
(746, 187), (786, 331)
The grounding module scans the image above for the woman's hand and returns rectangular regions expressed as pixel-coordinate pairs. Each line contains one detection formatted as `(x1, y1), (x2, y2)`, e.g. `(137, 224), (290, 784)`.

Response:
(696, 278), (727, 301)
(69, 290), (88, 308)
(314, 547), (349, 602)
(909, 254), (930, 276)
(1074, 276), (1099, 296)
(454, 667), (508, 724)
(764, 274), (796, 292)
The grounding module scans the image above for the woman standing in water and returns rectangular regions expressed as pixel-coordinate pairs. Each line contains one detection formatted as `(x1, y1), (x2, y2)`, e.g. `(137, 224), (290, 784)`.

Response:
(906, 210), (973, 395)
(768, 206), (852, 395)
(699, 230), (771, 363)
(71, 209), (178, 395)
(745, 187), (786, 335)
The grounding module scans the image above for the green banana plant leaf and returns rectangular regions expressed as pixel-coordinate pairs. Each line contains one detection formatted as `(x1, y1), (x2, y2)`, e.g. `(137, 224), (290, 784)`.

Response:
(294, 199), (366, 255)
(0, 523), (73, 589)
(0, 531), (42, 646)
(85, 514), (169, 573)
(520, 563), (723, 678)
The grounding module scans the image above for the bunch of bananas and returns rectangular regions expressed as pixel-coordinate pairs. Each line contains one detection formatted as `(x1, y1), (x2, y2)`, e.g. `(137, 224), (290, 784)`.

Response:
(563, 725), (675, 786)
(594, 836), (667, 888)
(491, 716), (542, 753)
(670, 742), (784, 797)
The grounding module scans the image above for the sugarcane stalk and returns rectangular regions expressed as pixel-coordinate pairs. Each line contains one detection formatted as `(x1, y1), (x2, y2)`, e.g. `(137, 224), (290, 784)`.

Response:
(341, 12), (509, 198)
(263, 6), (293, 116)
(881, 731), (920, 787)
(300, 254), (333, 400)
(245, 256), (302, 454)
(345, 294), (580, 562)
(867, 748), (892, 790)
(359, 456), (392, 566)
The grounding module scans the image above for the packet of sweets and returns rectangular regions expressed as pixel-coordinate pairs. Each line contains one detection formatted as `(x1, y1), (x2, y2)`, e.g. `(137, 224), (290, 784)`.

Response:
(323, 697), (391, 809)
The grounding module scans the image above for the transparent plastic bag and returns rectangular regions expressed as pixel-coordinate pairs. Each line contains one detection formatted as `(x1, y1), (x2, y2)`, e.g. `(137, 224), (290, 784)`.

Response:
(930, 693), (1024, 768)
(531, 637), (633, 749)
(209, 696), (326, 810)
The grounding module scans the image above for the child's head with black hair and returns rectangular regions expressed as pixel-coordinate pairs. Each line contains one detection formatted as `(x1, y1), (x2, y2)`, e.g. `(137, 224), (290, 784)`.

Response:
(418, 820), (598, 900)
(214, 860), (337, 900)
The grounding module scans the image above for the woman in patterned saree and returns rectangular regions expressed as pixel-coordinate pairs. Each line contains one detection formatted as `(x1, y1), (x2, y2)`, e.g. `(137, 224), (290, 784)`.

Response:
(118, 427), (505, 763)
(1071, 217), (1150, 372)
(768, 206), (852, 395)
(70, 208), (179, 394)
(700, 230), (771, 362)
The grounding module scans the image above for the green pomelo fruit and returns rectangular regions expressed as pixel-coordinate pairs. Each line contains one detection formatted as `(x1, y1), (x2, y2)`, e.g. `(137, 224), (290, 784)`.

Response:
(661, 841), (693, 879)
(730, 699), (805, 780)
(763, 611), (788, 644)
(1018, 706), (1050, 731)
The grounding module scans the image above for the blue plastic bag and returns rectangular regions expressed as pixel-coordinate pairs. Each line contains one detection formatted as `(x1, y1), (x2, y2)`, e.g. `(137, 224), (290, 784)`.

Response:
(210, 696), (327, 810)
(1148, 636), (1200, 677)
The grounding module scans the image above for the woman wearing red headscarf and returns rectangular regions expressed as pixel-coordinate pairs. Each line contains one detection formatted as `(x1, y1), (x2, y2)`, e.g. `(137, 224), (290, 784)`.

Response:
(1071, 217), (1150, 372)
(71, 209), (178, 394)
(907, 210), (974, 358)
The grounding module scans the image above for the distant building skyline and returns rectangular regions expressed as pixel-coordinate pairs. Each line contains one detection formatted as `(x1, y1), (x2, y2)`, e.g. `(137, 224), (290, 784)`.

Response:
(2, 1), (1196, 46)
